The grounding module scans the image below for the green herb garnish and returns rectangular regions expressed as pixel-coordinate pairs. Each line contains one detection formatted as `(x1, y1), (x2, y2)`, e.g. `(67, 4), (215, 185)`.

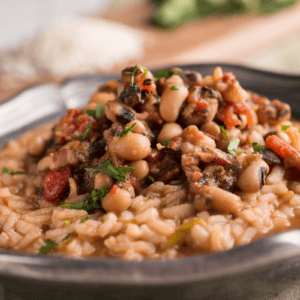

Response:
(281, 125), (291, 131)
(154, 70), (179, 79)
(62, 230), (75, 242)
(252, 142), (265, 152)
(79, 121), (93, 141)
(219, 126), (228, 140)
(74, 118), (80, 123)
(86, 160), (135, 182)
(170, 85), (180, 90)
(39, 239), (58, 254)
(118, 79), (122, 83)
(120, 123), (136, 138)
(149, 176), (155, 183)
(86, 104), (105, 119)
(170, 182), (182, 185)
(80, 216), (89, 223)
(60, 187), (110, 211)
(2, 167), (24, 175)
(126, 65), (148, 86)
(163, 204), (168, 208)
(148, 196), (152, 200)
(161, 139), (170, 147)
(227, 138), (240, 156)
(65, 220), (70, 226)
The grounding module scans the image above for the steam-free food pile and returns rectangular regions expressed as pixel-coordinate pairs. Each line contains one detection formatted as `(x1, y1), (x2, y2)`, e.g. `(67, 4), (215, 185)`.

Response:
(0, 65), (300, 260)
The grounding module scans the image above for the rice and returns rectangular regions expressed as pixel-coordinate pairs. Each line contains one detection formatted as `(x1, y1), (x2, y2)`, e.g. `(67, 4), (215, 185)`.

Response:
(1, 65), (300, 260)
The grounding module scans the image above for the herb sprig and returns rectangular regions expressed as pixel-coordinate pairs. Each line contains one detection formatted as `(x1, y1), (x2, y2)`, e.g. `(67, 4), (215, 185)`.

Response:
(126, 65), (148, 86)
(86, 160), (135, 182)
(60, 187), (110, 211)
(2, 167), (24, 175)
(154, 70), (179, 79)
(120, 123), (136, 138)
(252, 142), (265, 152)
(219, 126), (228, 140)
(86, 104), (105, 119)
(79, 121), (94, 141)
(170, 85), (180, 90)
(281, 125), (291, 131)
(161, 139), (170, 147)
(227, 138), (240, 156)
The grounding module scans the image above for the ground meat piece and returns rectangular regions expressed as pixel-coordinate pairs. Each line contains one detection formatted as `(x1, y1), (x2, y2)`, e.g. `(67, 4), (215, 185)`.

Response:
(258, 149), (282, 165)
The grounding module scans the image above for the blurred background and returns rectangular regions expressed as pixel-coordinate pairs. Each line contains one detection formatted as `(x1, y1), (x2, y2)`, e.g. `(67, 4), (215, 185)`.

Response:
(0, 0), (300, 102)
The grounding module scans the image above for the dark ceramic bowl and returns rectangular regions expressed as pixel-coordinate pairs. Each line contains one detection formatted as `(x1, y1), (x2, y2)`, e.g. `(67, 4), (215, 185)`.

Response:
(1, 64), (300, 300)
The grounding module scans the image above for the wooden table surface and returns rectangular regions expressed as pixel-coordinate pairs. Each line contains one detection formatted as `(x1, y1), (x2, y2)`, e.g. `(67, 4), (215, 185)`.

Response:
(1, 0), (300, 103)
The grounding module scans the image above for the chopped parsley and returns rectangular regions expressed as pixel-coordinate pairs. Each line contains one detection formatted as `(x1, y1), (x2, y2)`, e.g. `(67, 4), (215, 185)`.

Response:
(120, 123), (136, 138)
(62, 230), (75, 242)
(163, 204), (168, 208)
(65, 220), (70, 226)
(170, 85), (180, 90)
(79, 121), (94, 141)
(85, 104), (105, 119)
(86, 160), (135, 182)
(161, 139), (170, 147)
(39, 231), (76, 254)
(148, 196), (152, 200)
(149, 176), (155, 183)
(80, 216), (89, 223)
(2, 167), (24, 175)
(219, 126), (228, 140)
(170, 182), (182, 185)
(227, 138), (240, 156)
(281, 125), (291, 131)
(154, 70), (179, 79)
(252, 142), (265, 152)
(60, 187), (110, 211)
(126, 65), (148, 86)
(39, 239), (58, 254)
(74, 118), (80, 123)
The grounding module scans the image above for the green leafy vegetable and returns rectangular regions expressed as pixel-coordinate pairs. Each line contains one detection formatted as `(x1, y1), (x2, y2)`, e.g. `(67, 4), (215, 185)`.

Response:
(65, 220), (70, 226)
(281, 125), (291, 131)
(219, 125), (228, 140)
(79, 121), (94, 142)
(62, 230), (75, 242)
(162, 139), (171, 147)
(170, 85), (180, 90)
(74, 118), (80, 123)
(60, 187), (110, 211)
(163, 204), (168, 208)
(86, 160), (135, 182)
(154, 70), (179, 78)
(126, 65), (148, 86)
(2, 167), (24, 175)
(86, 104), (105, 119)
(252, 142), (265, 152)
(148, 196), (152, 200)
(120, 123), (136, 138)
(39, 239), (58, 254)
(152, 0), (298, 29)
(80, 216), (89, 223)
(227, 138), (240, 156)
(149, 176), (155, 183)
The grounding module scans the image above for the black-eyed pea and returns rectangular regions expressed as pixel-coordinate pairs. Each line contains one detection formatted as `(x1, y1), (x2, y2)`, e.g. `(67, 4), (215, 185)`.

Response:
(110, 133), (151, 160)
(159, 85), (189, 122)
(128, 160), (149, 180)
(157, 123), (183, 143)
(94, 172), (114, 190)
(102, 186), (132, 213)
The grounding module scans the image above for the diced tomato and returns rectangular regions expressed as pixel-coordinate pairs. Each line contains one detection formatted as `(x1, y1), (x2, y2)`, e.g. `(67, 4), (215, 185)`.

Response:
(195, 100), (210, 113)
(266, 135), (300, 170)
(234, 101), (254, 128)
(110, 185), (120, 195)
(42, 169), (71, 202)
(55, 109), (96, 143)
(217, 103), (241, 129)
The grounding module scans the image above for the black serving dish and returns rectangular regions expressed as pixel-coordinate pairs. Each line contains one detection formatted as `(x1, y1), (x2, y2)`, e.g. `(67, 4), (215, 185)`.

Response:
(1, 63), (300, 300)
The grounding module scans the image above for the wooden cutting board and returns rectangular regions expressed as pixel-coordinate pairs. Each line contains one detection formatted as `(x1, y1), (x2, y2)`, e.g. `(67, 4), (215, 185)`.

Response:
(1, 0), (300, 102)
